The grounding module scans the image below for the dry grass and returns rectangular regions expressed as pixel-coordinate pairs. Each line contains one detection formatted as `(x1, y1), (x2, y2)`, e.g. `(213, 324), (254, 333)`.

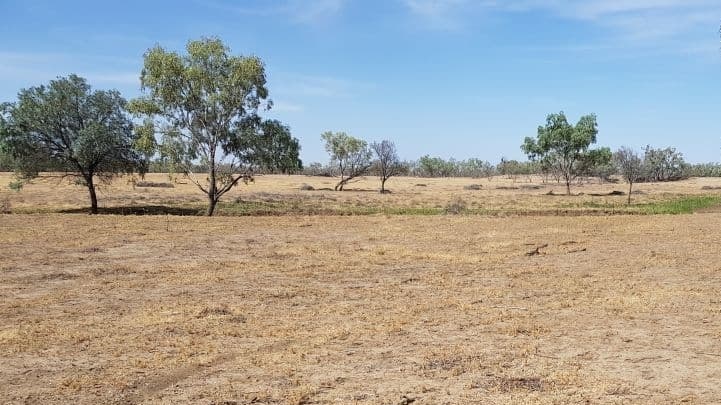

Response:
(2, 212), (721, 404)
(3, 173), (721, 403)
(3, 172), (721, 216)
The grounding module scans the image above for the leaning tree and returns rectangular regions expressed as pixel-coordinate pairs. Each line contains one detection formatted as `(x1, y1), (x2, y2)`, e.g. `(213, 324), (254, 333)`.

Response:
(129, 37), (299, 215)
(321, 131), (372, 191)
(0, 75), (145, 213)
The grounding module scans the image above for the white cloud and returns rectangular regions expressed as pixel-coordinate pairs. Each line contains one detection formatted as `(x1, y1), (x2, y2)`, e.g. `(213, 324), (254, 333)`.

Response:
(289, 0), (346, 23)
(399, 0), (721, 50)
(200, 0), (347, 25)
(401, 0), (480, 30)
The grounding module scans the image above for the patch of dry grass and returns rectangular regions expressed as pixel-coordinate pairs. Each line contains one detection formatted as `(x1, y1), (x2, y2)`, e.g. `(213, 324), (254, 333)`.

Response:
(2, 213), (721, 403)
(3, 172), (721, 216)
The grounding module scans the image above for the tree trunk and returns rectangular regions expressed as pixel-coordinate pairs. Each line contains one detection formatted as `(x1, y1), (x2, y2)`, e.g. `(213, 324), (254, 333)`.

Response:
(207, 196), (217, 216)
(628, 181), (633, 205)
(337, 172), (345, 191)
(207, 163), (217, 216)
(380, 178), (386, 194)
(565, 180), (571, 195)
(86, 175), (98, 214)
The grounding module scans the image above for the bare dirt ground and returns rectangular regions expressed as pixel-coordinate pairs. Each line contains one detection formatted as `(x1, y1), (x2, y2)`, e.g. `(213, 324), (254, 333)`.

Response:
(3, 211), (721, 404)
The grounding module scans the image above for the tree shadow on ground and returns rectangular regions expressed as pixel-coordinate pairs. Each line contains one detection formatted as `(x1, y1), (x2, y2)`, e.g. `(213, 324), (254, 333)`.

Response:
(58, 205), (202, 216)
(339, 188), (381, 193)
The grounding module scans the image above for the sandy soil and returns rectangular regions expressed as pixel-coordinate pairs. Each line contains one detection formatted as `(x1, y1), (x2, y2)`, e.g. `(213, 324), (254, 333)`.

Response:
(3, 213), (721, 404)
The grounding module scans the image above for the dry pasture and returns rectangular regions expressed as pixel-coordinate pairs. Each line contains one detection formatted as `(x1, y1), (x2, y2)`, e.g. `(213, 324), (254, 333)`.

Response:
(2, 174), (721, 404)
(3, 172), (721, 215)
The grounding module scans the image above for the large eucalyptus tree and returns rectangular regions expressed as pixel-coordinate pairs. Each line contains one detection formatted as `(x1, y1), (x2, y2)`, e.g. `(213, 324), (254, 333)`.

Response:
(130, 37), (298, 215)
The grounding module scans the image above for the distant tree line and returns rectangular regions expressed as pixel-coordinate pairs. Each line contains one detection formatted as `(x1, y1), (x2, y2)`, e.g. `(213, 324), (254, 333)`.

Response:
(299, 145), (718, 182)
(2, 37), (721, 213)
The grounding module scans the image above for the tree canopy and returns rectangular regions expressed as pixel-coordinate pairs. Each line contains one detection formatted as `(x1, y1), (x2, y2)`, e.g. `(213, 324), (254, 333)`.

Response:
(613, 146), (643, 204)
(129, 37), (297, 215)
(521, 111), (602, 195)
(642, 146), (686, 182)
(0, 74), (144, 213)
(234, 119), (302, 174)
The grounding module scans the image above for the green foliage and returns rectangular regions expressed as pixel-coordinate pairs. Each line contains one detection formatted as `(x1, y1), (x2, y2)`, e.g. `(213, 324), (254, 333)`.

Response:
(0, 75), (144, 212)
(129, 37), (294, 215)
(459, 158), (496, 178)
(683, 163), (721, 178)
(8, 180), (24, 192)
(417, 155), (457, 177)
(321, 131), (372, 190)
(635, 196), (721, 215)
(522, 111), (603, 194)
(497, 158), (536, 180)
(235, 119), (302, 174)
(580, 147), (613, 180)
(410, 156), (496, 178)
(641, 146), (686, 182)
(133, 119), (158, 163)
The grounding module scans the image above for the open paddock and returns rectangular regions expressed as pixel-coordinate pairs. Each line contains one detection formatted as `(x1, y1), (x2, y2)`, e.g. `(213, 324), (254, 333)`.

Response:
(2, 209), (721, 403)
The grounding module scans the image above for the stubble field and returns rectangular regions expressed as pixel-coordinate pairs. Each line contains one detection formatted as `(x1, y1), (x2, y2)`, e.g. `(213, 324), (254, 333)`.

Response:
(2, 173), (721, 404)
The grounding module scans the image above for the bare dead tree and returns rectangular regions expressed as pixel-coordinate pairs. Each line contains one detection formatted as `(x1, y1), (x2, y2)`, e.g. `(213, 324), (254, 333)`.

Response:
(371, 140), (402, 193)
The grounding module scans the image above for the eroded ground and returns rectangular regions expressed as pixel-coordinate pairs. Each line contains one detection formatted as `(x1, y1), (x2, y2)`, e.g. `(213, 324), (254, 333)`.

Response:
(2, 214), (721, 404)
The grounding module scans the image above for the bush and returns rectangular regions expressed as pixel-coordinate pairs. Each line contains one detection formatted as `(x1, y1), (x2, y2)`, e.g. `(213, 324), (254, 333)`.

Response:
(299, 183), (314, 191)
(444, 197), (467, 215)
(463, 184), (482, 190)
(0, 198), (10, 214)
(639, 146), (687, 182)
(135, 181), (174, 188)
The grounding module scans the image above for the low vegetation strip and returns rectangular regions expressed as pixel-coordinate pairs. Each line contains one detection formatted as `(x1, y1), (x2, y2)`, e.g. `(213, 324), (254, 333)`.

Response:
(11, 195), (721, 217)
(632, 195), (721, 215)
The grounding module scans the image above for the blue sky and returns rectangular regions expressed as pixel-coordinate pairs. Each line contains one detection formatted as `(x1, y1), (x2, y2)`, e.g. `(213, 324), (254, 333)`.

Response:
(1, 0), (720, 163)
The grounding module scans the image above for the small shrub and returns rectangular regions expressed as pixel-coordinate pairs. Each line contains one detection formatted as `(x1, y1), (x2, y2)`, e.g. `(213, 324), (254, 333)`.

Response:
(0, 198), (10, 214)
(299, 183), (314, 191)
(444, 197), (467, 215)
(8, 180), (24, 192)
(135, 181), (175, 188)
(463, 184), (482, 190)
